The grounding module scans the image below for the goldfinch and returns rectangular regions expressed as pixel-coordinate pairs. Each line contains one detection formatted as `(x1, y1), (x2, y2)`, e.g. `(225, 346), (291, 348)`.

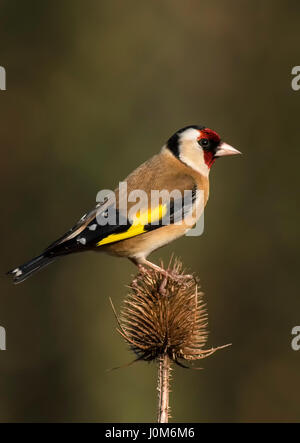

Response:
(7, 125), (241, 284)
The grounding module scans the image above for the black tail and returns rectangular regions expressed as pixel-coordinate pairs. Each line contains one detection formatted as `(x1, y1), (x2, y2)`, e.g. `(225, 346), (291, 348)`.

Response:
(7, 253), (56, 284)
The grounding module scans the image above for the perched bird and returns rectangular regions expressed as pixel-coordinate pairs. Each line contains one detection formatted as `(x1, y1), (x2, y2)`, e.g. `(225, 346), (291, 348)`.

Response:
(7, 125), (241, 284)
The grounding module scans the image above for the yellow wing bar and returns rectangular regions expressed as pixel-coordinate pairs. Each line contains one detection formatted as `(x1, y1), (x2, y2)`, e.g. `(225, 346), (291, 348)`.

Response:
(96, 204), (167, 247)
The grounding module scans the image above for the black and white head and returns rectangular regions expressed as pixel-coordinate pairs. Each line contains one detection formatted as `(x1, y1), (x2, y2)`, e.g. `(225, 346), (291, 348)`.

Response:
(166, 125), (241, 176)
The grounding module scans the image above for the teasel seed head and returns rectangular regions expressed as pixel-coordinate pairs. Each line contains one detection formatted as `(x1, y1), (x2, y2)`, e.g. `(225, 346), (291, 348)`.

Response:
(111, 259), (230, 367)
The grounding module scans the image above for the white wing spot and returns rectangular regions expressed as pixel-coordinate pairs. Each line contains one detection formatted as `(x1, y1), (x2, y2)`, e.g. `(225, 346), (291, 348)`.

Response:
(77, 237), (86, 245)
(88, 224), (97, 231)
(13, 268), (23, 277)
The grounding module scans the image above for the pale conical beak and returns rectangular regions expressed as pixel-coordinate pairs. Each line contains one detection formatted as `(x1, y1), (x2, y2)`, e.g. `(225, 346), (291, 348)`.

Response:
(215, 142), (242, 157)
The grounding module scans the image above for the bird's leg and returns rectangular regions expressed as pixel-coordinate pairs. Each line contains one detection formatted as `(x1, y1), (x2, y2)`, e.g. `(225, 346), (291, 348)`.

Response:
(139, 259), (171, 278)
(130, 258), (193, 282)
(129, 257), (170, 278)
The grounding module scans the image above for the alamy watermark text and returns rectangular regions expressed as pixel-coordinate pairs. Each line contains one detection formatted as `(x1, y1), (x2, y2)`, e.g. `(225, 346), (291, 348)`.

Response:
(291, 326), (300, 351)
(291, 66), (300, 91)
(0, 66), (6, 90)
(0, 326), (6, 350)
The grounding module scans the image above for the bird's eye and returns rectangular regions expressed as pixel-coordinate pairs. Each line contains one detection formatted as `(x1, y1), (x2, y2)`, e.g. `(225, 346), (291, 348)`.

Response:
(199, 138), (209, 148)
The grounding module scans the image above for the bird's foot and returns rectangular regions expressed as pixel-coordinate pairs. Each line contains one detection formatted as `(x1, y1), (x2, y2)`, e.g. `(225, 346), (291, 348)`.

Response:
(136, 261), (194, 283)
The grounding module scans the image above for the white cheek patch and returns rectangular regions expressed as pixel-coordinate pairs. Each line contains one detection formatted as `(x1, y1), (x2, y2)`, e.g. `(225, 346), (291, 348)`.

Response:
(179, 142), (210, 177)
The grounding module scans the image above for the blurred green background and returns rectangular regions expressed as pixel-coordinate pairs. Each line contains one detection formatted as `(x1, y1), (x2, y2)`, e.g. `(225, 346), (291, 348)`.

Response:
(0, 0), (300, 422)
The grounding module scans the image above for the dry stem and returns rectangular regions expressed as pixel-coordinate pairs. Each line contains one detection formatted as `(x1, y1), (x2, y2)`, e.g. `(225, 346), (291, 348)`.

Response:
(157, 353), (171, 423)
